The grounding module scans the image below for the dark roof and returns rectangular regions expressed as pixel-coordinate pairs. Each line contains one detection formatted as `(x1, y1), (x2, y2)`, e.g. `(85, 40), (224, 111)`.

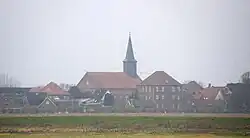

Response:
(77, 72), (141, 89)
(182, 81), (203, 94)
(123, 33), (136, 62)
(0, 87), (31, 93)
(140, 71), (181, 85)
(29, 82), (69, 95)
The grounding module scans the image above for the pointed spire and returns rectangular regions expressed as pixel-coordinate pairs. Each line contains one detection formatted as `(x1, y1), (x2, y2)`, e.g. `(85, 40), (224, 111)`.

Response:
(124, 32), (136, 61)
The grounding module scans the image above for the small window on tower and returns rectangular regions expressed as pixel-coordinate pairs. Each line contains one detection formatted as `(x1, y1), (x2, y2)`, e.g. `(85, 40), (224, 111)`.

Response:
(156, 95), (159, 100)
(162, 87), (165, 92)
(156, 87), (159, 92)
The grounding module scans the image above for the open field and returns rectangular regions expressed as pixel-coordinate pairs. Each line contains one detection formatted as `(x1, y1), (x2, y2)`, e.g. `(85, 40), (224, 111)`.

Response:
(0, 114), (250, 135)
(1, 113), (250, 118)
(0, 133), (249, 138)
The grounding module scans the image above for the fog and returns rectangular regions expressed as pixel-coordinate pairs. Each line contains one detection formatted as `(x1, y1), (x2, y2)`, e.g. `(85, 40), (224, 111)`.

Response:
(0, 0), (250, 86)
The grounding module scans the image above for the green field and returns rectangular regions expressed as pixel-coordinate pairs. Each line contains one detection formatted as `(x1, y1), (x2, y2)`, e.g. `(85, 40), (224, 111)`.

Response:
(0, 133), (249, 138)
(0, 115), (250, 135)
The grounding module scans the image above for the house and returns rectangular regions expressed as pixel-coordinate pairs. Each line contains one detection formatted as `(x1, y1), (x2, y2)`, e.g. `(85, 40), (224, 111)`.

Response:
(37, 97), (78, 113)
(192, 85), (229, 113)
(0, 87), (30, 113)
(26, 82), (72, 113)
(182, 81), (203, 112)
(137, 71), (183, 112)
(37, 96), (102, 113)
(37, 97), (58, 113)
(77, 33), (141, 112)
(28, 82), (70, 104)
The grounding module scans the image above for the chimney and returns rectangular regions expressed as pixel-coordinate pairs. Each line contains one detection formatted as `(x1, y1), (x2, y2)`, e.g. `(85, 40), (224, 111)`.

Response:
(208, 83), (211, 88)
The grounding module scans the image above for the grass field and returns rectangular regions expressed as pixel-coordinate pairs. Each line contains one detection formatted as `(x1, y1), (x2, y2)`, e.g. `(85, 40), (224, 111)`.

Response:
(0, 133), (248, 138)
(0, 114), (250, 134)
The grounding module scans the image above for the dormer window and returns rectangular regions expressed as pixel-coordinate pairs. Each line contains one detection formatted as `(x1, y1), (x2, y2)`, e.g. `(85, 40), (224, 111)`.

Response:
(165, 80), (168, 84)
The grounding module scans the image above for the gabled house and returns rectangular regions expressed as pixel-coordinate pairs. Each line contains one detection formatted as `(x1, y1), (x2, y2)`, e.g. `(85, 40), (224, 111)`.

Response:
(28, 82), (70, 103)
(37, 97), (82, 113)
(137, 71), (183, 112)
(27, 82), (71, 113)
(193, 86), (228, 113)
(182, 81), (203, 112)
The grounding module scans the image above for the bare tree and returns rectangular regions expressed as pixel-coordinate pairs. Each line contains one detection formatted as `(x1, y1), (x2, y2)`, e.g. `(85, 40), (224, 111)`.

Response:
(241, 72), (250, 84)
(198, 81), (205, 88)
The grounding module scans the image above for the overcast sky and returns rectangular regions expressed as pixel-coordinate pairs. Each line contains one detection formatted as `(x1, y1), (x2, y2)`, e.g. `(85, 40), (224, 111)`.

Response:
(0, 0), (250, 87)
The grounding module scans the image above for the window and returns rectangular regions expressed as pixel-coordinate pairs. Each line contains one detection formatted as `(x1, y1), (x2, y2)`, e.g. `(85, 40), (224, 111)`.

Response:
(46, 101), (50, 105)
(161, 104), (164, 108)
(156, 104), (159, 108)
(148, 86), (151, 93)
(162, 87), (165, 92)
(177, 104), (180, 110)
(162, 95), (165, 100)
(172, 95), (176, 100)
(142, 86), (144, 92)
(145, 96), (148, 100)
(145, 86), (147, 93)
(156, 95), (159, 100)
(177, 96), (180, 100)
(148, 96), (151, 100)
(156, 86), (159, 92)
(172, 86), (176, 92)
(172, 104), (175, 109)
(177, 87), (181, 92)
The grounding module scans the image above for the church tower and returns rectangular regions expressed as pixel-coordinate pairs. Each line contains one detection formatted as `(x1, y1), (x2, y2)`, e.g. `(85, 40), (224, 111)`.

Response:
(123, 32), (137, 78)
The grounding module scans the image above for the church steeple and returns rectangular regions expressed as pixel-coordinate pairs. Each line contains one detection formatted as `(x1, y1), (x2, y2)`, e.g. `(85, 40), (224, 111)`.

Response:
(124, 32), (136, 61)
(123, 32), (137, 78)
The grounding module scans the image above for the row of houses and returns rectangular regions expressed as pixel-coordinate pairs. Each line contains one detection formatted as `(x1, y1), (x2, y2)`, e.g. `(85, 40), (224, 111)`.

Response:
(0, 71), (233, 113)
(0, 33), (246, 113)
(0, 82), (106, 113)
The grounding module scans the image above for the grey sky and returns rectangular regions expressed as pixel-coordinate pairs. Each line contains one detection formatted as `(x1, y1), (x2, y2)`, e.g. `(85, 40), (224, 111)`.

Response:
(0, 0), (250, 87)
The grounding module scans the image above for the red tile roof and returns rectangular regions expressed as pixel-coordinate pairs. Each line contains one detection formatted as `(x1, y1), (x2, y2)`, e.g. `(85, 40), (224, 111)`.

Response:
(77, 72), (141, 89)
(140, 71), (181, 85)
(29, 82), (69, 95)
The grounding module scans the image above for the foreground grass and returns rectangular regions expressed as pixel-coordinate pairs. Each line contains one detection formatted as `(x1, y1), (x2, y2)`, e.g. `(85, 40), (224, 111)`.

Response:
(0, 133), (248, 138)
(0, 116), (250, 134)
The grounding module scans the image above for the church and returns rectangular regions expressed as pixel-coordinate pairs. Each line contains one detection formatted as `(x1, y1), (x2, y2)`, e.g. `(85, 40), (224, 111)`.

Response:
(77, 33), (141, 110)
